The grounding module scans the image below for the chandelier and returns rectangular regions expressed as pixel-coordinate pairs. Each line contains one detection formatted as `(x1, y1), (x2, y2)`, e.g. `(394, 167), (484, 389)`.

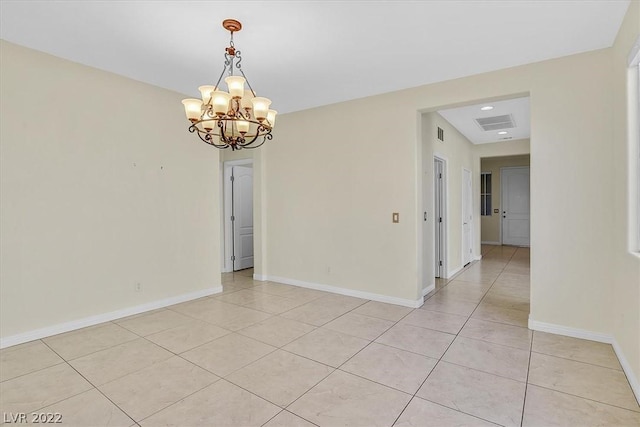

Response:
(181, 19), (276, 150)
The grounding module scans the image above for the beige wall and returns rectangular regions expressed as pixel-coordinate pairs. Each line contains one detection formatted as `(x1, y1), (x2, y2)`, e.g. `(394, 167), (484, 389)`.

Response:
(480, 154), (531, 243)
(267, 45), (617, 315)
(611, 0), (640, 395)
(0, 41), (221, 339)
(265, 32), (627, 367)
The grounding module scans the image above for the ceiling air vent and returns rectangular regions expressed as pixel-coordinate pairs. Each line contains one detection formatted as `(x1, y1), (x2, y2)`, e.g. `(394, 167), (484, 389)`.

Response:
(475, 114), (516, 131)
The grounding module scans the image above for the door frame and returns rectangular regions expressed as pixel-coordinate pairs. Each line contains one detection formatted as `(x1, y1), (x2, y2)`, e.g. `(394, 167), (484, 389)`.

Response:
(500, 166), (531, 247)
(462, 167), (473, 266)
(434, 154), (448, 279)
(222, 159), (253, 272)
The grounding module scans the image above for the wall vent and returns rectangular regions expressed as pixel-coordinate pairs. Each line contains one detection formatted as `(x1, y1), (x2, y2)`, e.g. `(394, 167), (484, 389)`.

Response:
(475, 114), (516, 131)
(437, 127), (444, 141)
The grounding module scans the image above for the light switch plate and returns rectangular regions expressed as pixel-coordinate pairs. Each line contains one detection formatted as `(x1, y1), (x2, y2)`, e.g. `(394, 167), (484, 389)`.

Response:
(392, 212), (399, 223)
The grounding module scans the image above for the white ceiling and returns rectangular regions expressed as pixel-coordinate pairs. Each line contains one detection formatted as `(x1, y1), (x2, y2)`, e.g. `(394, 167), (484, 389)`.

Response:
(0, 1), (630, 114)
(438, 97), (530, 144)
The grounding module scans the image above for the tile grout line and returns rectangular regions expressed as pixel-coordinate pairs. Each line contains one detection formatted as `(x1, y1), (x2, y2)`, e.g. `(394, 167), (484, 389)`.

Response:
(391, 245), (527, 426)
(529, 349), (627, 372)
(38, 339), (138, 426)
(520, 328), (534, 426)
(390, 245), (508, 426)
(523, 382), (640, 414)
(280, 301), (418, 421)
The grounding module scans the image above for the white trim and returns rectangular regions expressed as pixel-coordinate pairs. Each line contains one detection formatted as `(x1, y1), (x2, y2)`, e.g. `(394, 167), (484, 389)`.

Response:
(0, 286), (222, 349)
(528, 318), (639, 405)
(528, 318), (612, 342)
(474, 255), (482, 261)
(253, 274), (267, 281)
(462, 167), (474, 265)
(263, 275), (424, 308)
(433, 154), (448, 279)
(612, 340), (640, 405)
(422, 284), (435, 297)
(481, 241), (501, 245)
(446, 264), (464, 279)
(627, 34), (640, 67)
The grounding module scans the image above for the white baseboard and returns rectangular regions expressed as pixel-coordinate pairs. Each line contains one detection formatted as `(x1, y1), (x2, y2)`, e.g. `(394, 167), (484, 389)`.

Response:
(253, 274), (268, 281)
(529, 317), (639, 405)
(0, 286), (223, 349)
(422, 284), (435, 297)
(612, 340), (640, 405)
(528, 318), (613, 342)
(446, 265), (463, 279)
(474, 255), (483, 261)
(264, 275), (424, 308)
(481, 241), (501, 245)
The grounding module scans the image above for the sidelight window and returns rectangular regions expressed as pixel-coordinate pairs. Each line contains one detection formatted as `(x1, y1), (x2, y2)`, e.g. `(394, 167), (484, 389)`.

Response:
(480, 172), (492, 216)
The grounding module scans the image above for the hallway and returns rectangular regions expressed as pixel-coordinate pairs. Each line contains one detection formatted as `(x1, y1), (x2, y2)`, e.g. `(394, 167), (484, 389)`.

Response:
(1, 247), (638, 426)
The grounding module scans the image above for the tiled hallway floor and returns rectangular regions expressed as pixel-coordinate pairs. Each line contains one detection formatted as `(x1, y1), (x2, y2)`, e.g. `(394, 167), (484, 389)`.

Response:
(1, 246), (639, 426)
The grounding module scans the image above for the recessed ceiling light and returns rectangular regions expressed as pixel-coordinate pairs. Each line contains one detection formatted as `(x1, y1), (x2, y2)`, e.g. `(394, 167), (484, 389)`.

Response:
(498, 131), (508, 135)
(480, 106), (494, 111)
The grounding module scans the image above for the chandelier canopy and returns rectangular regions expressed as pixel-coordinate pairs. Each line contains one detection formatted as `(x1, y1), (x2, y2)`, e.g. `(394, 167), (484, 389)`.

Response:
(182, 19), (276, 150)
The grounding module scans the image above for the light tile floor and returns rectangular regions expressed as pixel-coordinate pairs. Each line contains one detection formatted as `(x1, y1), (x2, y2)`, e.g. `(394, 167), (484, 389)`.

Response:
(1, 246), (639, 426)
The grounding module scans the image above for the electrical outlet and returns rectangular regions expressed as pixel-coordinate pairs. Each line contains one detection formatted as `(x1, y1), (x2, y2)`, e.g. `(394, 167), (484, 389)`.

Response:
(134, 282), (142, 292)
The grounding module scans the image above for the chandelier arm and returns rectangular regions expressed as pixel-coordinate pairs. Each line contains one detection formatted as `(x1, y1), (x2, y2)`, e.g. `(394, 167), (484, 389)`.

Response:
(241, 133), (271, 149)
(195, 130), (229, 149)
(236, 131), (260, 147)
(239, 131), (272, 149)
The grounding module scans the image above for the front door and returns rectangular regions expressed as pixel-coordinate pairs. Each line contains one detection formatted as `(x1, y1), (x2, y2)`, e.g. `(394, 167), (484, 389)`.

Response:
(501, 167), (530, 246)
(232, 166), (254, 270)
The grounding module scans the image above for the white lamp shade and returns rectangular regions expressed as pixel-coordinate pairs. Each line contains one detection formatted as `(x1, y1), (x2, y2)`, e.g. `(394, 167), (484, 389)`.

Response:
(252, 97), (271, 121)
(225, 76), (246, 99)
(198, 85), (217, 103)
(201, 119), (215, 131)
(236, 120), (250, 134)
(223, 122), (235, 137)
(182, 98), (203, 122)
(211, 91), (231, 115)
(240, 90), (255, 110)
(266, 109), (277, 128)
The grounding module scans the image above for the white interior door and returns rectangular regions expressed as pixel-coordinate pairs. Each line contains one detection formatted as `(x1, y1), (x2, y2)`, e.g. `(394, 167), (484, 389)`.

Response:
(434, 158), (445, 278)
(462, 168), (473, 266)
(232, 166), (254, 270)
(501, 167), (530, 246)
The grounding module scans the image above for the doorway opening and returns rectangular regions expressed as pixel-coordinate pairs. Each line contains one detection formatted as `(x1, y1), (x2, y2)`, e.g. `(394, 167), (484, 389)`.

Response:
(479, 155), (531, 247)
(223, 159), (254, 272)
